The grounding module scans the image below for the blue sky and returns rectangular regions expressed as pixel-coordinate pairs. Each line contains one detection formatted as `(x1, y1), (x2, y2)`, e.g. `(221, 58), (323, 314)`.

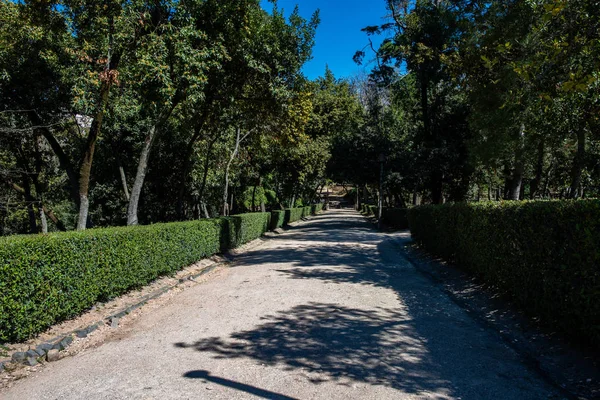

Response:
(260, 0), (390, 80)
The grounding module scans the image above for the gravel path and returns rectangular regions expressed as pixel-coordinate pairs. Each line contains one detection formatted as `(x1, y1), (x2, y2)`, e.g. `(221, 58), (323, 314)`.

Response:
(2, 210), (562, 399)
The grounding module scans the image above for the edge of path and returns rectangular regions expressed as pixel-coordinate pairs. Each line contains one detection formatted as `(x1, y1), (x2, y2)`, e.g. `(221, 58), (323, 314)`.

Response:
(372, 220), (600, 400)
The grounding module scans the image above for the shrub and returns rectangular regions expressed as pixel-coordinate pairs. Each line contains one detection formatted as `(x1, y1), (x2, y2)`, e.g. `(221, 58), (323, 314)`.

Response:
(311, 203), (324, 214)
(272, 205), (321, 230)
(302, 206), (311, 218)
(408, 200), (600, 347)
(221, 212), (271, 250)
(0, 211), (274, 343)
(285, 207), (304, 224)
(270, 210), (285, 230)
(0, 220), (222, 342)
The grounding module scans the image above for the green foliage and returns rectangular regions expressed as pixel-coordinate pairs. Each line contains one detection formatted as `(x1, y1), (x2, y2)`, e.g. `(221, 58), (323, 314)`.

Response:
(285, 207), (304, 224)
(408, 200), (600, 347)
(311, 203), (323, 214)
(271, 204), (322, 230)
(221, 212), (271, 250)
(0, 219), (221, 342)
(240, 187), (268, 211)
(270, 210), (285, 230)
(0, 211), (274, 342)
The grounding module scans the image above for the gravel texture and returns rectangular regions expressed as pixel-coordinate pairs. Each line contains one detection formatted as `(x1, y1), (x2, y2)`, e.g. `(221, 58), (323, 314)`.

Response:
(1, 210), (566, 399)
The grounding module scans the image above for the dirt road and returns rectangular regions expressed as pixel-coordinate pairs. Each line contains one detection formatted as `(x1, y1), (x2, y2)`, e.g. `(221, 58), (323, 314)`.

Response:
(2, 210), (562, 399)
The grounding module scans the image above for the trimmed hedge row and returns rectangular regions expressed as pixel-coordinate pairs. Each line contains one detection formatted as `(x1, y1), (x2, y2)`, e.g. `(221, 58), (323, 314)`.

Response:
(270, 204), (323, 230)
(407, 200), (600, 347)
(0, 206), (323, 343)
(222, 212), (271, 250)
(0, 220), (223, 343)
(312, 203), (324, 214)
(270, 210), (286, 230)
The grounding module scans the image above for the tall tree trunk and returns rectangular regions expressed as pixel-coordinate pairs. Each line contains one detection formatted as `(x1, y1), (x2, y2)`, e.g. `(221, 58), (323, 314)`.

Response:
(506, 123), (525, 201)
(38, 206), (48, 234)
(77, 83), (110, 230)
(127, 125), (158, 226)
(127, 103), (178, 226)
(222, 127), (249, 216)
(260, 177), (266, 212)
(431, 170), (444, 204)
(77, 22), (119, 230)
(420, 70), (430, 141)
(568, 127), (586, 199)
(251, 184), (257, 212)
(23, 176), (37, 233)
(197, 136), (217, 208)
(118, 160), (130, 201)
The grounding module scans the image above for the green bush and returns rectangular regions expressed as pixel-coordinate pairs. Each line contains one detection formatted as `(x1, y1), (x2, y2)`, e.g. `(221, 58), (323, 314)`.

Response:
(302, 206), (311, 218)
(408, 200), (600, 347)
(272, 205), (321, 230)
(361, 204), (377, 216)
(0, 220), (222, 342)
(285, 207), (304, 224)
(311, 203), (324, 214)
(0, 212), (274, 343)
(221, 212), (271, 250)
(270, 210), (285, 230)
(381, 208), (408, 229)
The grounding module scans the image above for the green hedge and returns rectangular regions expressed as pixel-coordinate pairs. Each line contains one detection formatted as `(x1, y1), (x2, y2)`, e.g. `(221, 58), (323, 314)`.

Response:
(221, 212), (271, 250)
(408, 200), (600, 347)
(0, 211), (273, 343)
(270, 210), (285, 230)
(285, 207), (304, 224)
(311, 203), (324, 214)
(272, 205), (322, 230)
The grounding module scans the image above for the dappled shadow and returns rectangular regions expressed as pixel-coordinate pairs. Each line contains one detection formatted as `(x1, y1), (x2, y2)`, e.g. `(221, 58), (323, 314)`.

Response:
(176, 210), (557, 399)
(176, 303), (453, 397)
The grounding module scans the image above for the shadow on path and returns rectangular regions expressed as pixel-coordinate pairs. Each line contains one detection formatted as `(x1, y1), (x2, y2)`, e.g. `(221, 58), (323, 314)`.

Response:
(177, 210), (557, 399)
(183, 370), (299, 400)
(176, 302), (450, 396)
